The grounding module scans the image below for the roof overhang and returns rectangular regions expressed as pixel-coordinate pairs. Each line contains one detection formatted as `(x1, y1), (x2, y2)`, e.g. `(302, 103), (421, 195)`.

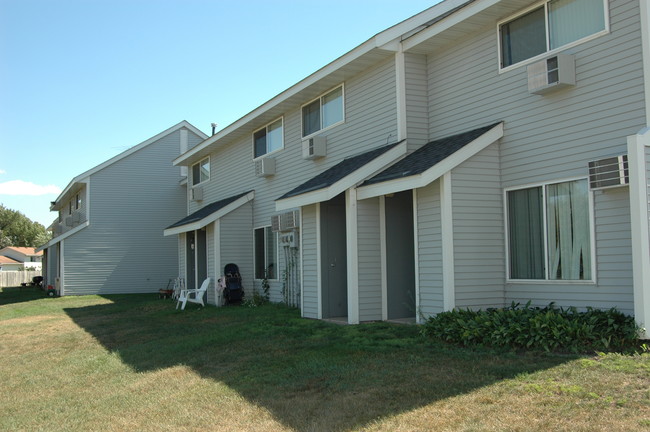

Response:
(275, 141), (407, 211)
(357, 122), (504, 200)
(163, 191), (255, 236)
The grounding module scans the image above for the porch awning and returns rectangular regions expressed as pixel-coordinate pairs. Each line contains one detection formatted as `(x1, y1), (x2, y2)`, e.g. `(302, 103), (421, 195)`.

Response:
(164, 190), (255, 236)
(275, 140), (407, 211)
(357, 122), (504, 199)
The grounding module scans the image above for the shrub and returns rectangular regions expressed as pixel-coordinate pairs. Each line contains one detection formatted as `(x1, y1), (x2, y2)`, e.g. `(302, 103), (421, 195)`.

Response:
(421, 302), (641, 353)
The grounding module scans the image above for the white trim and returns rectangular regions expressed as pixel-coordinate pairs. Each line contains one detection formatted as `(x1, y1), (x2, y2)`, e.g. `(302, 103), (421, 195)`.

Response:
(252, 116), (285, 160)
(316, 203), (322, 320)
(497, 0), (610, 72)
(299, 208), (305, 317)
(441, 173), (455, 312)
(346, 188), (359, 324)
(503, 176), (596, 284)
(641, 0), (650, 127)
(357, 123), (504, 200)
(163, 191), (255, 236)
(301, 84), (346, 140)
(395, 49), (407, 141)
(628, 129), (650, 339)
(59, 241), (65, 296)
(214, 219), (221, 306)
(191, 156), (211, 187)
(275, 141), (408, 211)
(412, 189), (421, 323)
(379, 196), (388, 321)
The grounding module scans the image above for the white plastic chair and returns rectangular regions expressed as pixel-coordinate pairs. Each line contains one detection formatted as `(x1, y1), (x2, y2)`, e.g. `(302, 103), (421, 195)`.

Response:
(176, 278), (210, 310)
(171, 277), (185, 300)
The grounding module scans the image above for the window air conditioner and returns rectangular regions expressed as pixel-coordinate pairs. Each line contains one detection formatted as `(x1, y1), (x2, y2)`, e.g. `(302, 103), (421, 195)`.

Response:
(280, 210), (300, 231)
(302, 136), (327, 160)
(528, 54), (575, 95)
(588, 155), (629, 190)
(191, 186), (203, 201)
(255, 157), (276, 177)
(271, 215), (281, 232)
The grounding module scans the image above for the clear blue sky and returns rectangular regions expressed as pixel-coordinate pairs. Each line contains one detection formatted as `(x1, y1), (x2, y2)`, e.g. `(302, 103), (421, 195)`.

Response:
(0, 0), (438, 227)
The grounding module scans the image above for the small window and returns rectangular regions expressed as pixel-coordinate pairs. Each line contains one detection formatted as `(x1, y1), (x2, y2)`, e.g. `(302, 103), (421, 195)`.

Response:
(192, 157), (210, 186)
(499, 0), (606, 68)
(68, 201), (73, 215)
(75, 193), (81, 210)
(302, 85), (344, 137)
(254, 226), (277, 280)
(507, 179), (592, 281)
(253, 118), (283, 159)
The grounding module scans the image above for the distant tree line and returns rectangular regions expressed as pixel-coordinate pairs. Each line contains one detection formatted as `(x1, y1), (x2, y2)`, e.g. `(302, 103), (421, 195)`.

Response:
(0, 205), (51, 248)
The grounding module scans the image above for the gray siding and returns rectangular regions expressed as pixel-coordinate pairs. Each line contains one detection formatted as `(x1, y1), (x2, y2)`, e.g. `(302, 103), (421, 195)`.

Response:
(301, 204), (318, 318)
(63, 129), (191, 295)
(427, 0), (645, 312)
(416, 180), (443, 317)
(451, 143), (505, 310)
(220, 202), (254, 295)
(357, 197), (382, 321)
(404, 52), (429, 151)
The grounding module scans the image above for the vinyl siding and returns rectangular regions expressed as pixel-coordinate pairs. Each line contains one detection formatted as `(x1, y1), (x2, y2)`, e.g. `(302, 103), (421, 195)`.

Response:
(206, 223), (217, 305)
(186, 57), (398, 304)
(301, 204), (318, 318)
(219, 202), (254, 295)
(62, 129), (190, 295)
(427, 0), (645, 313)
(405, 52), (429, 151)
(357, 197), (381, 321)
(416, 180), (443, 317)
(451, 143), (505, 310)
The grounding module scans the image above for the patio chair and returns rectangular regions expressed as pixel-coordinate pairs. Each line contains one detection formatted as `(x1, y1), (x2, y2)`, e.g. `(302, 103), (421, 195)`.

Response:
(176, 278), (210, 310)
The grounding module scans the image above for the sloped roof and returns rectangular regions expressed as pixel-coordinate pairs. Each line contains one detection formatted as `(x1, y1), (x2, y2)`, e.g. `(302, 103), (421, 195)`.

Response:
(0, 256), (20, 264)
(0, 247), (42, 257)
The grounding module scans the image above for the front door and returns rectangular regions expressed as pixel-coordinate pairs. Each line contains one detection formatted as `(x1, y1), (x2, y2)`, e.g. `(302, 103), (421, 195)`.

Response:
(321, 193), (348, 318)
(186, 231), (196, 290)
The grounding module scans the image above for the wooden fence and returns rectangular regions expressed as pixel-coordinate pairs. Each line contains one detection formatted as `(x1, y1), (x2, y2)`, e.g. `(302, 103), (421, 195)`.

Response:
(0, 271), (42, 288)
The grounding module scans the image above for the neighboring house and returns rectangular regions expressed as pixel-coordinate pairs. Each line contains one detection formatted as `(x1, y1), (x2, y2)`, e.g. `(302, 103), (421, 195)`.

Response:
(0, 247), (43, 270)
(166, 0), (650, 337)
(0, 255), (23, 271)
(38, 121), (207, 295)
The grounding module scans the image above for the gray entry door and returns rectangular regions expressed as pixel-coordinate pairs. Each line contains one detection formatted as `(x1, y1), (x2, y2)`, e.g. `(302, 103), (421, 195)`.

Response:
(186, 231), (196, 290)
(321, 193), (348, 318)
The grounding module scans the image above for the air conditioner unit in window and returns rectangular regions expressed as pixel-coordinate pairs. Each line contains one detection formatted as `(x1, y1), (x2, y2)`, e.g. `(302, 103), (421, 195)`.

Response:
(191, 186), (203, 201)
(588, 155), (629, 190)
(528, 54), (575, 95)
(302, 136), (327, 159)
(271, 215), (281, 232)
(255, 157), (276, 177)
(280, 210), (300, 231)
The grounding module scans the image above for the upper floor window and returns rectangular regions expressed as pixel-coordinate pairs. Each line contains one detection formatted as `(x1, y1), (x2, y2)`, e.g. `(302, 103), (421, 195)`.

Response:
(192, 157), (210, 186)
(75, 193), (81, 210)
(302, 85), (344, 137)
(253, 118), (283, 159)
(507, 178), (592, 281)
(499, 0), (606, 68)
(68, 201), (73, 215)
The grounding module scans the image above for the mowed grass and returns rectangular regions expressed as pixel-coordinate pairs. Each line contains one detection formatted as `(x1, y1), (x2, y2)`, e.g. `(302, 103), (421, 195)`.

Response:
(1, 286), (649, 432)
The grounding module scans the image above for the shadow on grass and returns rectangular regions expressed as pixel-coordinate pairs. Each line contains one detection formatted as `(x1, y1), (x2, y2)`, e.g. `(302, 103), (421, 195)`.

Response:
(0, 286), (46, 306)
(63, 294), (575, 431)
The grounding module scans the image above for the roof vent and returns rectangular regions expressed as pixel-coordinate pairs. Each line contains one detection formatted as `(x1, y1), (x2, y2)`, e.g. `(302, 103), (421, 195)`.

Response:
(588, 155), (629, 190)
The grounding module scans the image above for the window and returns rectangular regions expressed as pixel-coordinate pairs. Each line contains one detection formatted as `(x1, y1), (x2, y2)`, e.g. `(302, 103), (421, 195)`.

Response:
(500, 0), (606, 68)
(253, 118), (283, 159)
(302, 85), (344, 137)
(68, 201), (73, 215)
(507, 179), (592, 281)
(75, 193), (81, 210)
(192, 157), (210, 186)
(254, 226), (277, 280)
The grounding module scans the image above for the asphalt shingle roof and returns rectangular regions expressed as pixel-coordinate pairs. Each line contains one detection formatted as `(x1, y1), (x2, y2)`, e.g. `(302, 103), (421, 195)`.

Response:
(277, 141), (402, 200)
(166, 191), (252, 230)
(362, 123), (501, 186)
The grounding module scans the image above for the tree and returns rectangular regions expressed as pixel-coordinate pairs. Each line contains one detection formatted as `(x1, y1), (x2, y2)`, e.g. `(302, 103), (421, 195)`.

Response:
(0, 205), (51, 248)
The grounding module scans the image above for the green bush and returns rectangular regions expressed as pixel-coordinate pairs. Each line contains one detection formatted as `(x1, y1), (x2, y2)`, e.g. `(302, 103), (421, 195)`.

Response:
(421, 302), (641, 353)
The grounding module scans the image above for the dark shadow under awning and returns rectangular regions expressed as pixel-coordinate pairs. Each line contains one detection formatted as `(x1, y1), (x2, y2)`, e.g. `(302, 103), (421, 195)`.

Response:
(164, 190), (254, 236)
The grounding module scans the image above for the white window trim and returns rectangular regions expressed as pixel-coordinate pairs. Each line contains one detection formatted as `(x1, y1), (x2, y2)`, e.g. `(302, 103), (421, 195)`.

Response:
(253, 225), (279, 282)
(192, 156), (210, 187)
(252, 117), (284, 161)
(301, 84), (345, 140)
(497, 0), (610, 73)
(503, 176), (597, 284)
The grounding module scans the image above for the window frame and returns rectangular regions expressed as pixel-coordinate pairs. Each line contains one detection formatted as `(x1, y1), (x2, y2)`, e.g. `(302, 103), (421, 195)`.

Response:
(301, 84), (345, 139)
(252, 117), (284, 160)
(504, 177), (596, 284)
(497, 0), (609, 72)
(75, 193), (81, 210)
(191, 156), (210, 187)
(254, 225), (279, 281)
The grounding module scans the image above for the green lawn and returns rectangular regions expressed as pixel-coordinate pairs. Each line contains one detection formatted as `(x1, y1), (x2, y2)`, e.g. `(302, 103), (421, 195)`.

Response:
(1, 286), (648, 431)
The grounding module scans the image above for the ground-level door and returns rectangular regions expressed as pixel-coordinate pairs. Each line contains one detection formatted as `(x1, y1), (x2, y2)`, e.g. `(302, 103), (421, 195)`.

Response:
(321, 193), (348, 319)
(186, 229), (208, 290)
(385, 190), (416, 320)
